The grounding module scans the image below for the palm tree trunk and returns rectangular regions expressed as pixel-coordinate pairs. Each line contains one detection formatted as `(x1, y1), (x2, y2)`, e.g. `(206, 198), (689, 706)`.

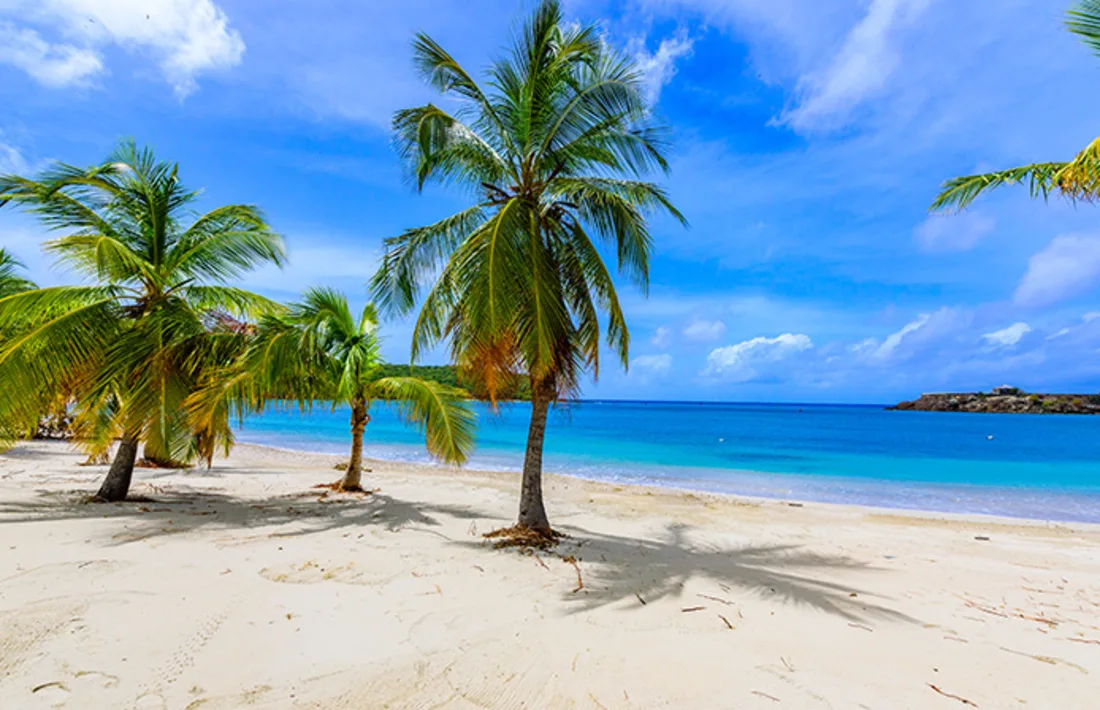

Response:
(518, 378), (554, 534)
(339, 398), (369, 491)
(96, 433), (139, 501)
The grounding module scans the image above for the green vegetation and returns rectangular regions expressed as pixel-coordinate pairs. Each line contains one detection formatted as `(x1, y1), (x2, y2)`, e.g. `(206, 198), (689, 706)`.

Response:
(188, 288), (475, 492)
(373, 0), (684, 535)
(0, 141), (286, 500)
(376, 363), (531, 401)
(932, 2), (1100, 209)
(0, 249), (35, 299)
(0, 1), (681, 523)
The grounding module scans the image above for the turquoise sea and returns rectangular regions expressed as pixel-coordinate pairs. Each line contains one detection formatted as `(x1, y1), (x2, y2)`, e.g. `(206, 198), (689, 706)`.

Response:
(238, 401), (1100, 523)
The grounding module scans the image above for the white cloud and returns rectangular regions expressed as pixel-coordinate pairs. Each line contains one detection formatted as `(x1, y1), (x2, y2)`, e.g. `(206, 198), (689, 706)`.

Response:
(683, 318), (727, 341)
(981, 322), (1031, 349)
(632, 31), (694, 105)
(703, 333), (813, 381)
(651, 325), (672, 349)
(873, 312), (930, 359)
(1047, 328), (1071, 341)
(0, 21), (102, 87)
(1084, 312), (1100, 323)
(631, 353), (673, 374)
(0, 0), (245, 96)
(858, 307), (970, 363)
(1015, 235), (1100, 307)
(914, 211), (994, 252)
(783, 0), (932, 132)
(0, 139), (30, 174)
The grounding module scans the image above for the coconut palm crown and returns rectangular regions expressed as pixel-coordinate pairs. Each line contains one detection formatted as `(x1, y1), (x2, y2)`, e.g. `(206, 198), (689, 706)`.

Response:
(0, 141), (286, 500)
(371, 0), (685, 534)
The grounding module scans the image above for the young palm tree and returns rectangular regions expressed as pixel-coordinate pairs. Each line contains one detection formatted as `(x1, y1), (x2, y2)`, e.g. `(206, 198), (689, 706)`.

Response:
(932, 1), (1100, 209)
(0, 141), (285, 501)
(371, 0), (684, 535)
(188, 287), (476, 492)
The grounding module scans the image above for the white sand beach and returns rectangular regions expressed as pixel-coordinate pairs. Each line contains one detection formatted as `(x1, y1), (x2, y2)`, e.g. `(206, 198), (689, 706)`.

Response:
(2, 441), (1099, 709)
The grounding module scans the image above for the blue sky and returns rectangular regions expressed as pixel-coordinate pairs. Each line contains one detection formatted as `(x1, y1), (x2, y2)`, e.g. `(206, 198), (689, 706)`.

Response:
(2, 0), (1100, 403)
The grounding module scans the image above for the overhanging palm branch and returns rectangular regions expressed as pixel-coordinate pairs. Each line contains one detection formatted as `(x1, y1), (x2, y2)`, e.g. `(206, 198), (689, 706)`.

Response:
(932, 3), (1100, 210)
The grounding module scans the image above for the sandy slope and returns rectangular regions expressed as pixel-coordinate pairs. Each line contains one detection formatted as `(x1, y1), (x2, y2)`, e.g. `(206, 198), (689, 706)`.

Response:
(1, 441), (1099, 709)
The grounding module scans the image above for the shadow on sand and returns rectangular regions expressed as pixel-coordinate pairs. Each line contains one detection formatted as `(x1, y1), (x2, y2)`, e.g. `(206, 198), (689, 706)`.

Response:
(526, 522), (918, 624)
(1, 464), (914, 626)
(0, 484), (488, 543)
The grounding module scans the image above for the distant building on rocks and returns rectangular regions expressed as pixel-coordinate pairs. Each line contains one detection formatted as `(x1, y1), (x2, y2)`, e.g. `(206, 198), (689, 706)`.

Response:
(992, 385), (1021, 396)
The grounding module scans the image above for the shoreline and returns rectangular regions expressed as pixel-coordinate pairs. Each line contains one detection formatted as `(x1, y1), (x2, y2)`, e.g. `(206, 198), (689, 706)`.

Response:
(231, 441), (1100, 533)
(235, 439), (1100, 529)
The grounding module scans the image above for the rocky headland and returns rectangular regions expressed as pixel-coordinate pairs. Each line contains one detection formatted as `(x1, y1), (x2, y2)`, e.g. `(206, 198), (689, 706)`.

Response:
(890, 388), (1100, 414)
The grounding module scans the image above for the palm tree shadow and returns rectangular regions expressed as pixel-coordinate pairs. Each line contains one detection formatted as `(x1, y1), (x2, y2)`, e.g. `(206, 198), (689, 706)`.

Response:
(543, 523), (916, 625)
(0, 488), (487, 545)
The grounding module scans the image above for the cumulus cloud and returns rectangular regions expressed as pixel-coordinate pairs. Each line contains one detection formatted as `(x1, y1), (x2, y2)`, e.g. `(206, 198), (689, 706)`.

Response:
(632, 30), (694, 105)
(914, 211), (994, 252)
(651, 325), (672, 349)
(703, 333), (813, 381)
(683, 318), (727, 341)
(0, 21), (102, 87)
(631, 353), (673, 374)
(0, 0), (245, 96)
(783, 0), (932, 132)
(1015, 235), (1100, 307)
(981, 322), (1031, 349)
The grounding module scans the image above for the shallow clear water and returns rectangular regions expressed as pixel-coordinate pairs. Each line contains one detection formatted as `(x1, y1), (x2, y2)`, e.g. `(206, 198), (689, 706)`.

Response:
(238, 400), (1100, 523)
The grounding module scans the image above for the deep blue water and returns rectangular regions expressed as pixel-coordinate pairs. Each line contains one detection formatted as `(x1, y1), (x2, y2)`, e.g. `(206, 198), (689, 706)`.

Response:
(237, 401), (1100, 523)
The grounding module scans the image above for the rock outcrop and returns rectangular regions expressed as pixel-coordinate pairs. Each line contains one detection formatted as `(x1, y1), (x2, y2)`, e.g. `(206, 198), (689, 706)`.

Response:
(890, 392), (1100, 414)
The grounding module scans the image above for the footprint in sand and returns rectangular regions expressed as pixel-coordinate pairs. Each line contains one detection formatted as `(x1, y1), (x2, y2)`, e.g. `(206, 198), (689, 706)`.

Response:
(134, 692), (167, 709)
(0, 600), (87, 680)
(25, 671), (121, 708)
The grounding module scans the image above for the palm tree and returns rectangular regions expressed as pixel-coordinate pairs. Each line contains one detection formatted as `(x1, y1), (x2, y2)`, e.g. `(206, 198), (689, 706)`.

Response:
(187, 287), (476, 491)
(0, 141), (285, 501)
(932, 1), (1100, 210)
(371, 0), (685, 536)
(0, 249), (36, 445)
(0, 249), (35, 298)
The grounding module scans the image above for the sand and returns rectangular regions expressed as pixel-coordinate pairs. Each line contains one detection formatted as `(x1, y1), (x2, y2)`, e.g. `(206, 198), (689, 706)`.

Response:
(1, 441), (1099, 709)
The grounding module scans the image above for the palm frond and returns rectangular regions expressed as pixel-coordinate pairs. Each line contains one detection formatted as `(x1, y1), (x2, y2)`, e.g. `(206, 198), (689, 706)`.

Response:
(371, 377), (475, 465)
(0, 248), (35, 298)
(1068, 1), (1100, 56)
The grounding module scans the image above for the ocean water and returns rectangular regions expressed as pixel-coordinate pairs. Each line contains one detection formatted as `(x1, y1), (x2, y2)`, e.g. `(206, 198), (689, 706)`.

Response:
(237, 401), (1100, 523)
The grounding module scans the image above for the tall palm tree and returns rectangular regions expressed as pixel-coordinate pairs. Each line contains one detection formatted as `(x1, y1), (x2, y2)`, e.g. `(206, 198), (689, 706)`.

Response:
(0, 141), (285, 500)
(0, 249), (35, 298)
(188, 287), (476, 491)
(932, 1), (1100, 209)
(371, 0), (685, 536)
